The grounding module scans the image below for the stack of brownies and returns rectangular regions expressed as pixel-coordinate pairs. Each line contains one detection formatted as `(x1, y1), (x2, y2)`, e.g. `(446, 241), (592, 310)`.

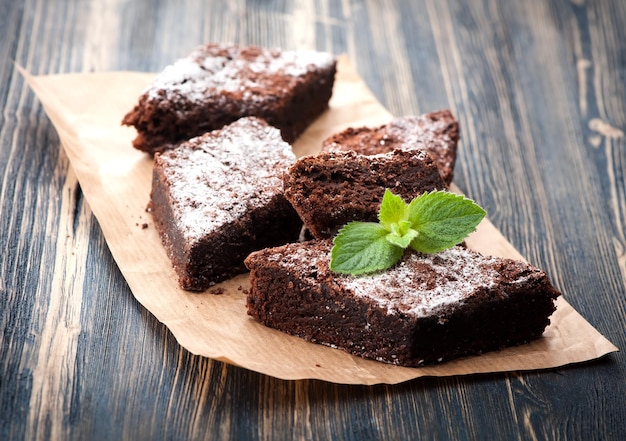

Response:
(123, 43), (560, 367)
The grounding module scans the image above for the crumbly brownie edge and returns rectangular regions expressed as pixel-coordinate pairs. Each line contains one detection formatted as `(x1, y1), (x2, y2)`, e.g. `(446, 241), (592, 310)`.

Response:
(246, 250), (417, 363)
(270, 61), (337, 143)
(152, 165), (303, 291)
(283, 149), (446, 239)
(150, 156), (192, 287)
(182, 193), (303, 291)
(399, 280), (559, 365)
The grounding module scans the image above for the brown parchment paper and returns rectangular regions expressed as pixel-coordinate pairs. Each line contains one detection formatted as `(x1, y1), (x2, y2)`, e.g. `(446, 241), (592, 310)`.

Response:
(19, 57), (618, 385)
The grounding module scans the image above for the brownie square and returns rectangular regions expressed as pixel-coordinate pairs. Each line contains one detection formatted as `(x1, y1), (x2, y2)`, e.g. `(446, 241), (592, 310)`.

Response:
(322, 110), (459, 184)
(150, 117), (302, 291)
(123, 43), (337, 153)
(283, 149), (447, 239)
(245, 240), (561, 366)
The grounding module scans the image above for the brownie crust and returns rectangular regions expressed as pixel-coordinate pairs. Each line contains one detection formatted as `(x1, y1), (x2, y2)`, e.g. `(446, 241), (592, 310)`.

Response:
(283, 149), (447, 238)
(123, 43), (336, 153)
(245, 241), (561, 366)
(322, 110), (459, 184)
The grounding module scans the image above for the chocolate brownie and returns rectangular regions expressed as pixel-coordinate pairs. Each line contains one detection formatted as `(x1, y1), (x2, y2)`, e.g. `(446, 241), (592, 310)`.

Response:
(322, 110), (459, 184)
(150, 117), (302, 291)
(245, 240), (561, 366)
(123, 43), (337, 153)
(283, 149), (446, 239)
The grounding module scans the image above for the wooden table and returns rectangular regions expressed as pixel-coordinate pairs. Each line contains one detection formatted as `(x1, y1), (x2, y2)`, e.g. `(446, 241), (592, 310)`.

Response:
(2, 0), (625, 439)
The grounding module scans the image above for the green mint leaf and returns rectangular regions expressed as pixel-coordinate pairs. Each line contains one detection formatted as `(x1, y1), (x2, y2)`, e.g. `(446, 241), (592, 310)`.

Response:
(378, 189), (408, 228)
(386, 226), (419, 248)
(408, 190), (486, 253)
(390, 219), (413, 237)
(329, 189), (487, 276)
(330, 222), (403, 275)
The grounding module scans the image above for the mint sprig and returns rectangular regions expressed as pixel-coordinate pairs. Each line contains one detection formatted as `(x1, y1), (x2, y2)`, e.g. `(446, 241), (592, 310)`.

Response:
(329, 189), (486, 275)
(330, 222), (404, 275)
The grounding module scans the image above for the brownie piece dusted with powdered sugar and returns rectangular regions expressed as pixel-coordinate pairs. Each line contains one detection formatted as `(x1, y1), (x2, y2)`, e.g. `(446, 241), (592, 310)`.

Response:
(245, 240), (561, 366)
(322, 110), (459, 184)
(123, 43), (337, 153)
(150, 117), (302, 291)
(283, 149), (446, 239)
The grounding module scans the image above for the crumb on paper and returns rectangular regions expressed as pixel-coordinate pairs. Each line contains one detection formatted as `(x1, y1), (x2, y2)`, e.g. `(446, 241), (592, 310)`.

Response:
(209, 287), (225, 295)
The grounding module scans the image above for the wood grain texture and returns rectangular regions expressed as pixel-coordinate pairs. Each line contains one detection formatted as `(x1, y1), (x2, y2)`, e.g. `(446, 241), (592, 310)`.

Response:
(1, 0), (625, 440)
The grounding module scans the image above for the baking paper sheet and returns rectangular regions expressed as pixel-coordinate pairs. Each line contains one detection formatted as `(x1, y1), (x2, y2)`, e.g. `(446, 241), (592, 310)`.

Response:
(19, 57), (618, 385)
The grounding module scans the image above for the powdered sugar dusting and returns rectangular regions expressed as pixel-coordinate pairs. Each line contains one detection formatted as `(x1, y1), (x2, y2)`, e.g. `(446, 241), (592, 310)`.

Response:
(323, 112), (457, 182)
(344, 247), (503, 317)
(387, 114), (456, 175)
(387, 114), (454, 146)
(148, 56), (229, 102)
(146, 44), (334, 103)
(274, 244), (534, 318)
(157, 117), (295, 241)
